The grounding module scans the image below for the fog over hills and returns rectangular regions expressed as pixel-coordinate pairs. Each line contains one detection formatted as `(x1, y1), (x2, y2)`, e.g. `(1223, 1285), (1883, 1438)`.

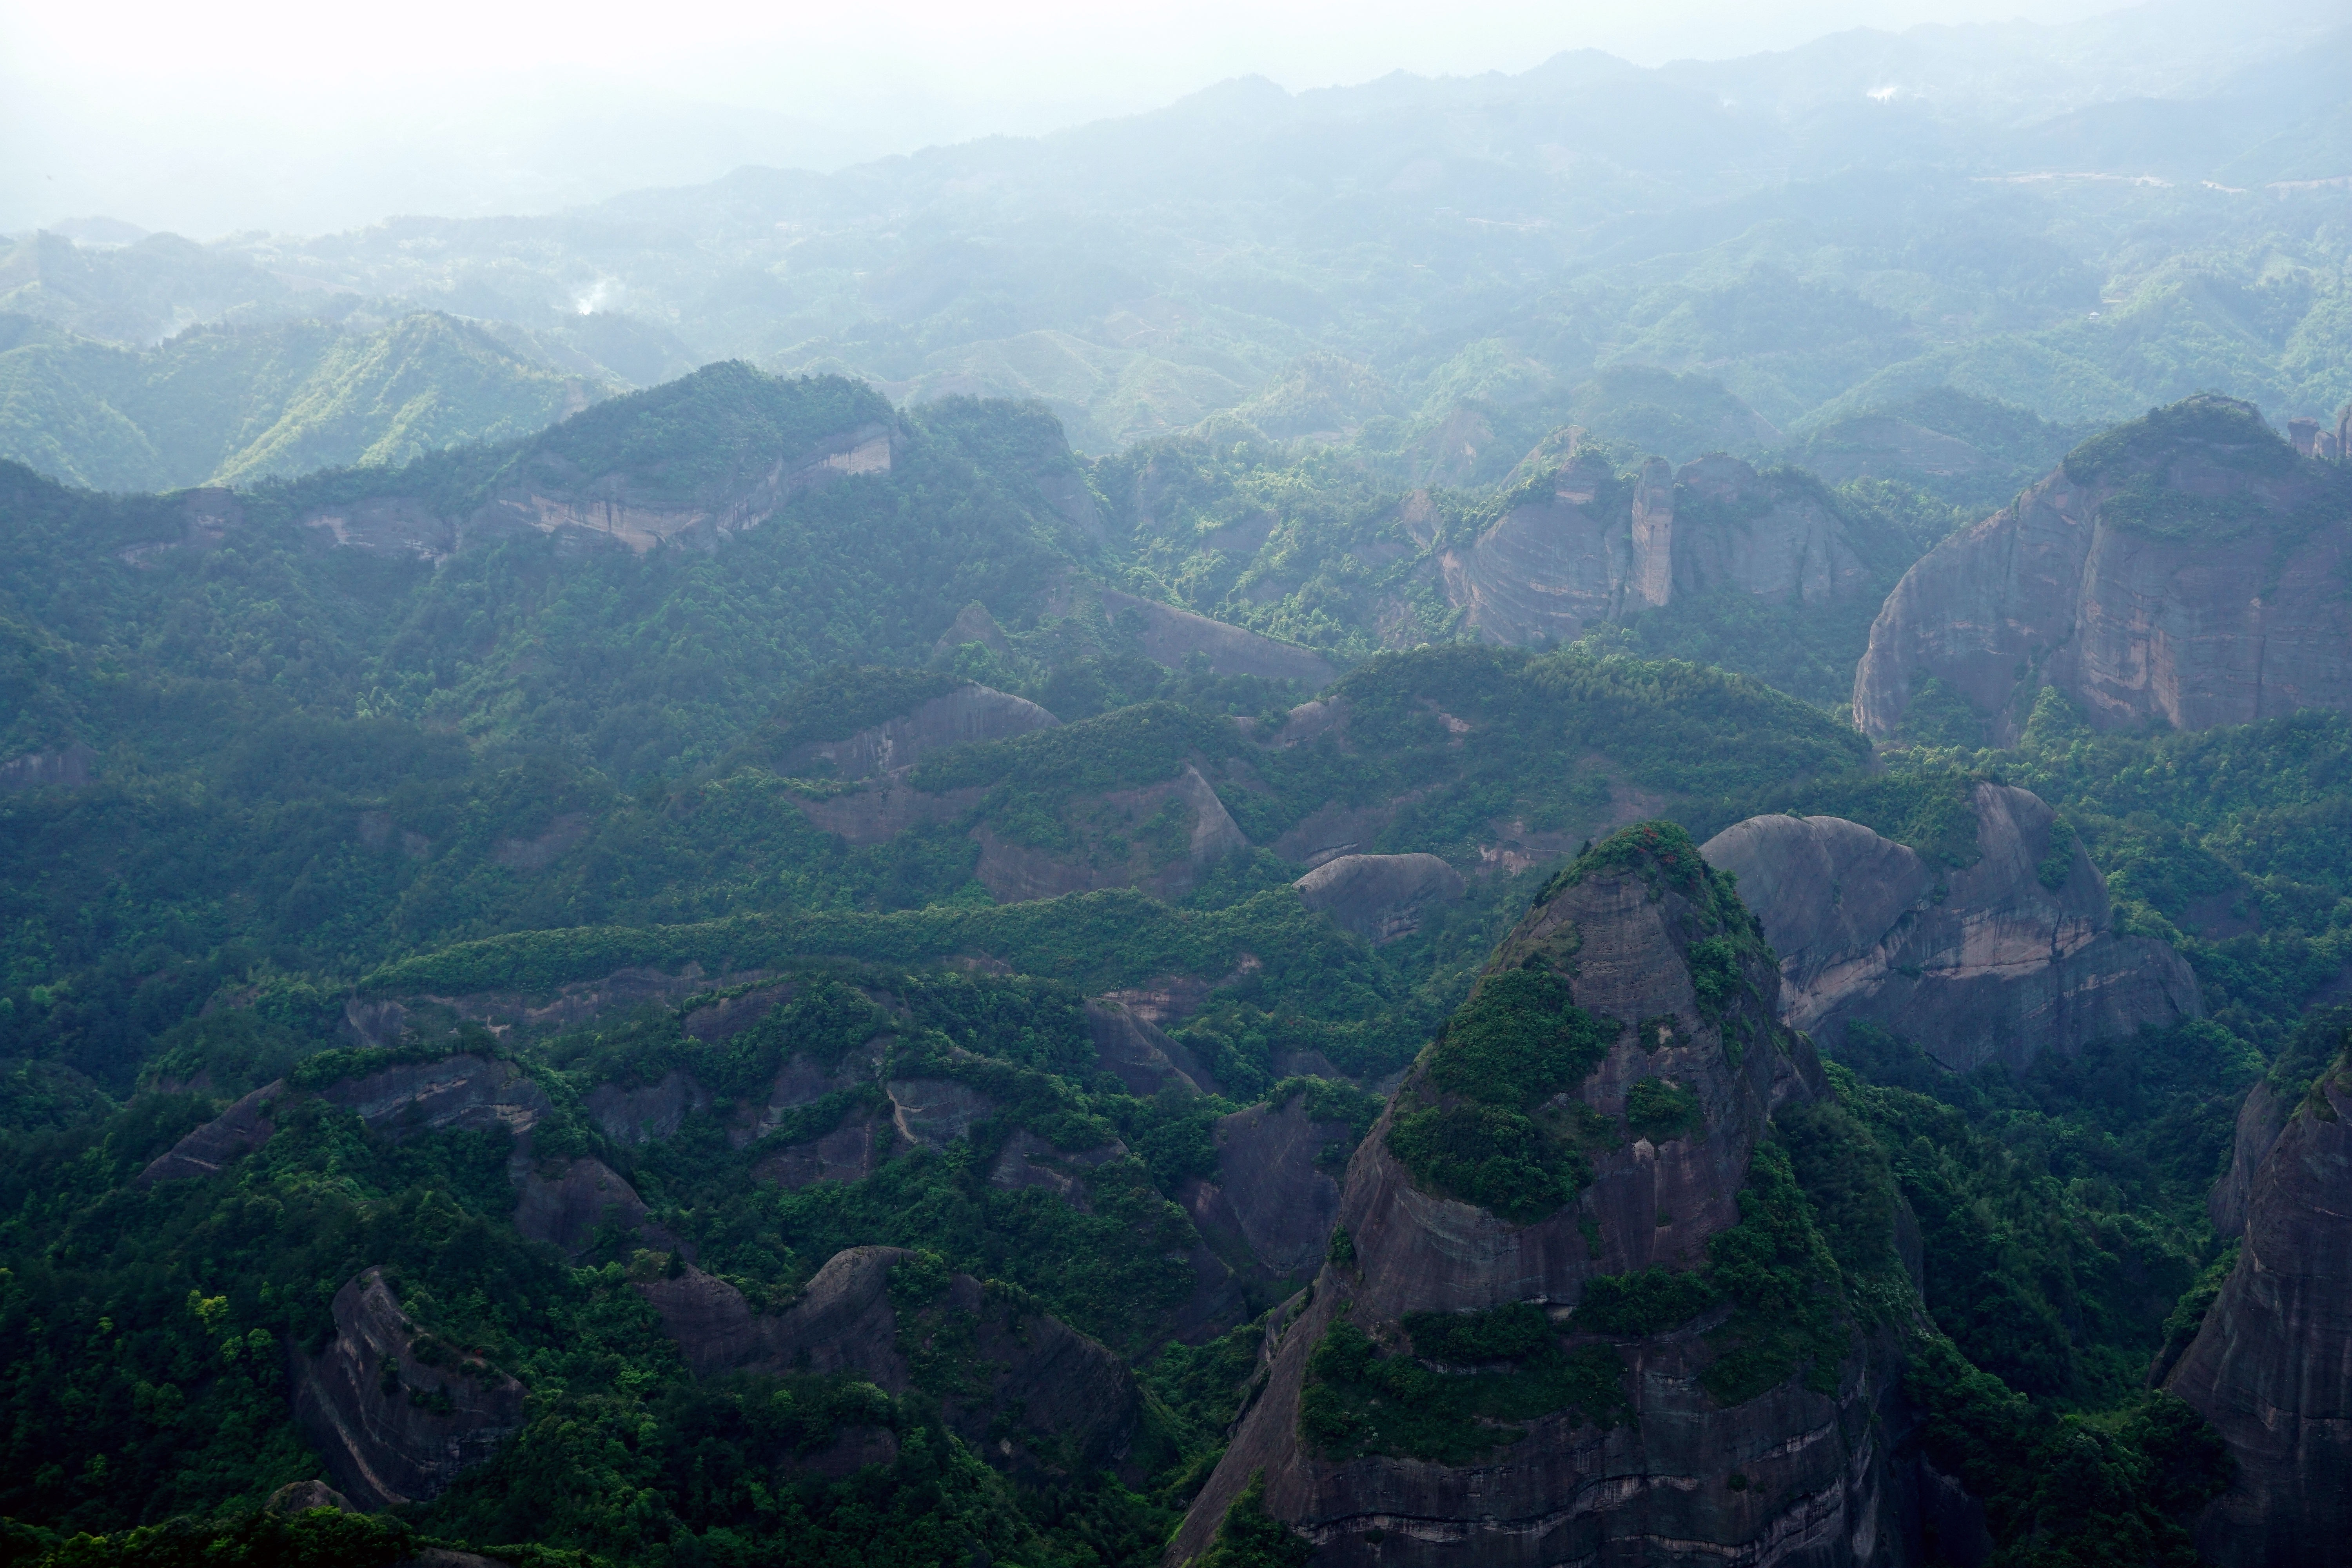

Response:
(3, 4), (2352, 1567)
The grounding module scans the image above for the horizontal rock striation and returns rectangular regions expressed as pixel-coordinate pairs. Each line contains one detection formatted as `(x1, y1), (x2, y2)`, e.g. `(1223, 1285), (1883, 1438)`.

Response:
(290, 1268), (525, 1508)
(1854, 395), (2352, 743)
(2166, 1052), (2352, 1567)
(1702, 782), (2200, 1074)
(142, 1054), (555, 1185)
(1171, 824), (1909, 1568)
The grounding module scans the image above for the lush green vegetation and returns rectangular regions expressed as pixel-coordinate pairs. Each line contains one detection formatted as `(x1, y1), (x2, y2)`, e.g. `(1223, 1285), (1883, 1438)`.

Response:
(1297, 1312), (1630, 1463)
(0, 312), (595, 494)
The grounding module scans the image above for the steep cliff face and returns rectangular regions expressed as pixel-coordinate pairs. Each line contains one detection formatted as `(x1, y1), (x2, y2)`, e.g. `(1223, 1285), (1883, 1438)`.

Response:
(1438, 448), (1879, 644)
(1171, 823), (1908, 1568)
(636, 1245), (1140, 1482)
(1181, 1093), (1356, 1284)
(1854, 396), (2352, 743)
(2166, 1053), (2352, 1568)
(141, 1053), (554, 1185)
(1701, 783), (2200, 1073)
(290, 1269), (526, 1508)
(1294, 853), (1465, 942)
(775, 683), (1060, 780)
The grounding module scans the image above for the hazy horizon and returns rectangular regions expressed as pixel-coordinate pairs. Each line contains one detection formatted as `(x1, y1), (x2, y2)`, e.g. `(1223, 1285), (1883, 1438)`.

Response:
(0, 0), (2254, 240)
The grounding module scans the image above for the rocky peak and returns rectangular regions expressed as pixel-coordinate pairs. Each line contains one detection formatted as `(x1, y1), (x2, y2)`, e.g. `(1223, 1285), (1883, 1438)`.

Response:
(1702, 782), (2201, 1073)
(1854, 394), (2352, 742)
(1168, 822), (1909, 1568)
(1437, 444), (1877, 645)
(2166, 1038), (2352, 1566)
(289, 1267), (526, 1508)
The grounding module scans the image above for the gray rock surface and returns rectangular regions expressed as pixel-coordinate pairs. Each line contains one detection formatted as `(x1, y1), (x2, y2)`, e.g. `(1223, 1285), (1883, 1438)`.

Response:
(635, 1246), (1140, 1481)
(1169, 839), (1909, 1568)
(584, 1069), (711, 1144)
(1701, 784), (2201, 1073)
(1183, 1094), (1355, 1280)
(1854, 396), (2352, 742)
(1098, 587), (1336, 686)
(1437, 448), (1877, 645)
(2166, 1062), (2352, 1567)
(513, 1156), (678, 1260)
(2210, 1078), (2289, 1240)
(1294, 852), (1465, 941)
(290, 1268), (525, 1508)
(1085, 1000), (1218, 1096)
(777, 683), (1058, 780)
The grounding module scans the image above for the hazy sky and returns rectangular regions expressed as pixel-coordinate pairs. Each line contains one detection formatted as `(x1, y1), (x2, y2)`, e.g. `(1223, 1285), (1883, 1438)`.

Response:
(4, 0), (2132, 238)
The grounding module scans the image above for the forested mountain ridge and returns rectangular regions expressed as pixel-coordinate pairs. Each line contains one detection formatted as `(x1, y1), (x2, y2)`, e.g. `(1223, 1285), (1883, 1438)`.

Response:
(7, 12), (2347, 493)
(3, 340), (2352, 1566)
(0, 309), (613, 493)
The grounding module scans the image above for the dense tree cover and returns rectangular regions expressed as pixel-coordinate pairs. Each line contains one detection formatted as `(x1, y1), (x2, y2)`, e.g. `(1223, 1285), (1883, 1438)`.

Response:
(0, 312), (596, 494)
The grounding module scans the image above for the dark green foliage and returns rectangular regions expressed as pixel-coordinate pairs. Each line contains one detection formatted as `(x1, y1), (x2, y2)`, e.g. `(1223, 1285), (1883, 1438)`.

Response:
(1297, 1315), (1630, 1463)
(1697, 1143), (1855, 1403)
(1571, 1266), (1720, 1335)
(1771, 1100), (1900, 1285)
(1424, 970), (1612, 1108)
(1896, 677), (1987, 750)
(24, 1507), (415, 1567)
(1624, 1077), (1701, 1144)
(1401, 1301), (1552, 1364)
(1386, 1102), (1592, 1223)
(1198, 1471), (1310, 1568)
(2063, 394), (2295, 488)
(1905, 1337), (2228, 1567)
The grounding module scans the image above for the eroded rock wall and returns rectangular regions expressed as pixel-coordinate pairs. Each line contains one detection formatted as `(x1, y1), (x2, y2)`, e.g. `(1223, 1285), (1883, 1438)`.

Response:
(290, 1269), (525, 1508)
(1171, 831), (1908, 1568)
(2167, 1063), (2352, 1567)
(1853, 396), (2352, 743)
(1701, 784), (2200, 1074)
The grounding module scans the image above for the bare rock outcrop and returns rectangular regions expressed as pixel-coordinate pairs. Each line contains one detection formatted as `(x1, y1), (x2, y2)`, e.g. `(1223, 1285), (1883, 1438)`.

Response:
(1183, 1094), (1356, 1282)
(290, 1268), (525, 1508)
(973, 763), (1248, 902)
(513, 1156), (678, 1260)
(1294, 853), (1465, 941)
(2165, 1054), (2352, 1567)
(1171, 824), (1909, 1568)
(142, 1054), (555, 1185)
(988, 1130), (1128, 1210)
(636, 1246), (1140, 1480)
(1099, 587), (1336, 686)
(776, 683), (1058, 780)
(1854, 395), (2352, 743)
(1701, 783), (2200, 1074)
(1437, 446), (1878, 645)
(584, 1069), (711, 1144)
(139, 1079), (288, 1185)
(1085, 1000), (1219, 1096)
(0, 741), (97, 792)
(2209, 1078), (2289, 1240)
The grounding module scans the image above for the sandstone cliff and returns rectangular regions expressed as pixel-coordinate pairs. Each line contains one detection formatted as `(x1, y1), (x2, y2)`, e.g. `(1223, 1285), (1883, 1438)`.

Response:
(290, 1268), (526, 1508)
(775, 682), (1059, 780)
(1437, 446), (1880, 644)
(1854, 395), (2352, 743)
(1293, 853), (1465, 942)
(2166, 1045), (2352, 1568)
(636, 1245), (1140, 1482)
(140, 1053), (552, 1185)
(1170, 823), (1908, 1568)
(1701, 783), (2199, 1074)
